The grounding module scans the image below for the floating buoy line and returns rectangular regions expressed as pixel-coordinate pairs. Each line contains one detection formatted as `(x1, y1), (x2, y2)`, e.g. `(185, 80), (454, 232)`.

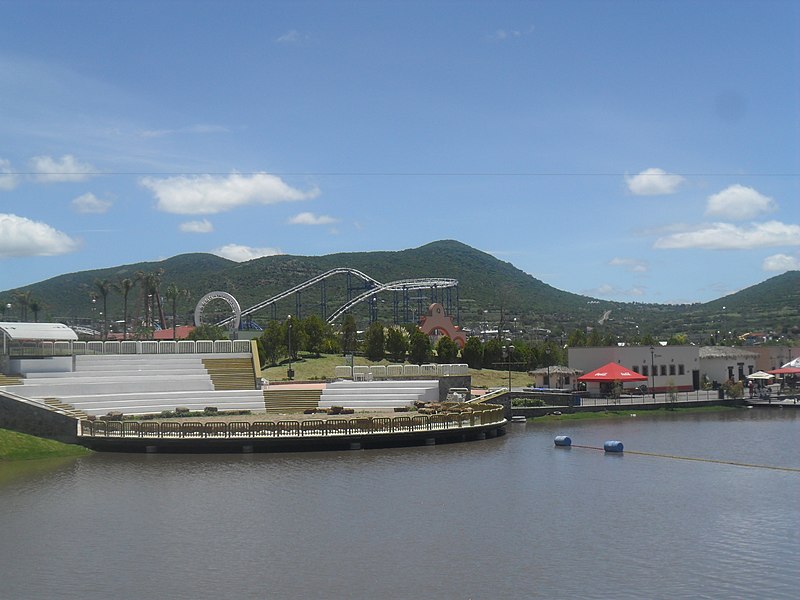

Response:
(554, 438), (800, 473)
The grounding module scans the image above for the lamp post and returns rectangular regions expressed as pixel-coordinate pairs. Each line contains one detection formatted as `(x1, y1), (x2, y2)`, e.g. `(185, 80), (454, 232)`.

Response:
(287, 315), (294, 380)
(545, 346), (551, 389)
(650, 345), (656, 400)
(505, 344), (515, 391)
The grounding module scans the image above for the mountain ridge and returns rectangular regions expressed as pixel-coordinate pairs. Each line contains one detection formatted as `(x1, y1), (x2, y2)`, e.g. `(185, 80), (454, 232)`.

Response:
(1, 240), (797, 341)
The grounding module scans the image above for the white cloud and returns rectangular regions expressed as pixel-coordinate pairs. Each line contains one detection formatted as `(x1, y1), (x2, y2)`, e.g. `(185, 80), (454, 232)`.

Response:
(0, 213), (80, 258)
(609, 257), (648, 273)
(141, 172), (320, 215)
(71, 192), (112, 214)
(211, 243), (283, 262)
(625, 168), (685, 196)
(0, 158), (19, 190)
(29, 154), (96, 182)
(275, 30), (307, 43)
(180, 219), (214, 233)
(584, 283), (645, 298)
(705, 184), (777, 220)
(139, 124), (229, 138)
(288, 212), (339, 226)
(762, 253), (800, 272)
(654, 221), (800, 250)
(487, 26), (534, 41)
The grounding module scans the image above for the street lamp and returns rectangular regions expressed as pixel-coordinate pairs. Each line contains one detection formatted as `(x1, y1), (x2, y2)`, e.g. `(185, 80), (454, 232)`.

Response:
(287, 315), (294, 380)
(650, 345), (656, 399)
(504, 344), (515, 391)
(545, 346), (551, 389)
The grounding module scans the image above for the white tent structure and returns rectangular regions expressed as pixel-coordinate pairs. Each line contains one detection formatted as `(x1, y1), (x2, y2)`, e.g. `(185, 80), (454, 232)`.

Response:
(781, 357), (800, 369)
(1, 322), (78, 375)
(746, 371), (774, 380)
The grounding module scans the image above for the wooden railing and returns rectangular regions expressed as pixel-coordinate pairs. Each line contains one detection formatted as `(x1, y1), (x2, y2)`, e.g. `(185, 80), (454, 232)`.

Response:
(78, 405), (505, 439)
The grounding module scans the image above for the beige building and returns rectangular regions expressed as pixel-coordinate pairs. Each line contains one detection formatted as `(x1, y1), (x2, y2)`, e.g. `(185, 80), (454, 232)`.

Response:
(568, 346), (698, 393)
(568, 345), (764, 393)
(698, 346), (759, 385)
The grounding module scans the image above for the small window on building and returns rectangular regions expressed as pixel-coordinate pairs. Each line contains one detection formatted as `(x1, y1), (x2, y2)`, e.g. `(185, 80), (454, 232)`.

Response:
(669, 364), (676, 376)
(643, 365), (649, 377)
(633, 366), (640, 374)
(660, 365), (667, 376)
(678, 364), (685, 375)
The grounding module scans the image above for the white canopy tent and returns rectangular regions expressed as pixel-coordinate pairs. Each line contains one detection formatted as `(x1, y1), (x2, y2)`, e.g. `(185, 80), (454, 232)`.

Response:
(1, 322), (78, 356)
(781, 357), (800, 369)
(746, 371), (774, 380)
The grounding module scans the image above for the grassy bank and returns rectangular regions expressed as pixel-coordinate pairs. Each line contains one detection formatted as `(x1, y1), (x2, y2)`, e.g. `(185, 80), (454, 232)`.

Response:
(528, 405), (742, 423)
(260, 353), (530, 389)
(0, 429), (91, 461)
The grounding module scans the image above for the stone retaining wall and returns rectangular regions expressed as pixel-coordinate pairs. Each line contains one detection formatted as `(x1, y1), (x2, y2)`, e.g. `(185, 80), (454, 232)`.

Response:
(0, 393), (78, 444)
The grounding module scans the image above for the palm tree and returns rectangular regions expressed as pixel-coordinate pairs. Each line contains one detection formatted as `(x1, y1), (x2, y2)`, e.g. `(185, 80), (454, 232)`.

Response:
(115, 277), (136, 339)
(164, 283), (191, 340)
(93, 278), (113, 340)
(29, 300), (42, 323)
(12, 290), (32, 321)
(136, 269), (167, 330)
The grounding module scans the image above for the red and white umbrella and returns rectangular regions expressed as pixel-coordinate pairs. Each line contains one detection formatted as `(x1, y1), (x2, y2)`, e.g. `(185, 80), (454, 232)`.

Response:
(577, 362), (648, 382)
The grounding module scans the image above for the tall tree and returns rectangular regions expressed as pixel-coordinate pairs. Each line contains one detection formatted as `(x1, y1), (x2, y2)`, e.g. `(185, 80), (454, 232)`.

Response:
(462, 336), (484, 369)
(29, 299), (41, 323)
(12, 290), (32, 321)
(385, 326), (409, 362)
(302, 314), (326, 357)
(93, 278), (112, 339)
(260, 320), (284, 366)
(408, 330), (432, 365)
(483, 338), (503, 369)
(363, 321), (385, 362)
(165, 283), (191, 340)
(136, 269), (166, 329)
(435, 336), (459, 364)
(341, 314), (358, 354)
(115, 278), (136, 340)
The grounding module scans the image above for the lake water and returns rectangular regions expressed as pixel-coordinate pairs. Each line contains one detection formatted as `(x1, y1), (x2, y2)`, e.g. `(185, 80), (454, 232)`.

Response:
(1, 409), (798, 599)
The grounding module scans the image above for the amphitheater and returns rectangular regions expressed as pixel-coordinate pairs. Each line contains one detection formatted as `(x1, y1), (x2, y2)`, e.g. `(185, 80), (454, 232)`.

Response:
(0, 326), (506, 453)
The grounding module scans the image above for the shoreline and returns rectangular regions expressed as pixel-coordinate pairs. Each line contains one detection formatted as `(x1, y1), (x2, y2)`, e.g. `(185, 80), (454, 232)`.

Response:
(523, 404), (743, 423)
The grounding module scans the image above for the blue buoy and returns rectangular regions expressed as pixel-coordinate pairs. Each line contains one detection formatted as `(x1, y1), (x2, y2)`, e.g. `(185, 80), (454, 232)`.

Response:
(554, 435), (572, 447)
(604, 440), (624, 453)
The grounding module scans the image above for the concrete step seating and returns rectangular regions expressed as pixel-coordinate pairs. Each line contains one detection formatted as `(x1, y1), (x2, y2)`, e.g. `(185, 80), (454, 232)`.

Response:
(319, 380), (439, 411)
(66, 390), (264, 416)
(202, 358), (256, 390)
(60, 390), (266, 417)
(74, 354), (210, 370)
(14, 374), (214, 397)
(43, 398), (89, 420)
(263, 388), (322, 414)
(10, 353), (261, 417)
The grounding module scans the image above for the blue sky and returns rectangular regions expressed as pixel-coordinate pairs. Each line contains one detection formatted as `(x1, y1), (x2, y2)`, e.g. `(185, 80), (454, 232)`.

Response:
(1, 0), (798, 304)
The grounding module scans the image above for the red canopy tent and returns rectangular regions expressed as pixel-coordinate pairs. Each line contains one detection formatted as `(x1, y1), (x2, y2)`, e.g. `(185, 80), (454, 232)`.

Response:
(578, 362), (648, 382)
(768, 367), (800, 376)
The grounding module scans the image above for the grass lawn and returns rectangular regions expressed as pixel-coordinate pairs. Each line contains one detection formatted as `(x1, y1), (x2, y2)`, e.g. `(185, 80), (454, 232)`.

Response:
(528, 405), (741, 423)
(260, 353), (531, 389)
(0, 429), (91, 461)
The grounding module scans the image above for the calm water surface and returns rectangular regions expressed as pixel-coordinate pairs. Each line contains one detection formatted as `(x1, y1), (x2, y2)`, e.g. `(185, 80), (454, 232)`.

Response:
(1, 409), (798, 600)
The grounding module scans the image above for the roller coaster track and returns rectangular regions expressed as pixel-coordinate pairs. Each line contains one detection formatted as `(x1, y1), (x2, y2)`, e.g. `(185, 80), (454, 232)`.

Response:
(214, 269), (457, 326)
(325, 278), (458, 323)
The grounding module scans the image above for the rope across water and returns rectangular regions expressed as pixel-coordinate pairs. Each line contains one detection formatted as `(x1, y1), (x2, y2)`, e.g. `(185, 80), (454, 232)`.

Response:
(571, 444), (800, 473)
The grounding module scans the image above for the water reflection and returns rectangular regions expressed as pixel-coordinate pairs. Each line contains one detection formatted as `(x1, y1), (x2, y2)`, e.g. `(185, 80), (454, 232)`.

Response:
(0, 410), (797, 600)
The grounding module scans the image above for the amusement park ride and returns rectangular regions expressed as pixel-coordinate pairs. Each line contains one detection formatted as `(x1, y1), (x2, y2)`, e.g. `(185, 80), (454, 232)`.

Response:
(193, 268), (461, 337)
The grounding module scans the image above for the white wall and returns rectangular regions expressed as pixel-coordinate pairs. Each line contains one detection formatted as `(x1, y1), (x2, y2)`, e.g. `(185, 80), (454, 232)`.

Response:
(569, 346), (698, 392)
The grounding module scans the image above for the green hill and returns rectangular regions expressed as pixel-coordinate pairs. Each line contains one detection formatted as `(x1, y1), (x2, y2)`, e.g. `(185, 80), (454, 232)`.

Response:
(1, 240), (798, 343)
